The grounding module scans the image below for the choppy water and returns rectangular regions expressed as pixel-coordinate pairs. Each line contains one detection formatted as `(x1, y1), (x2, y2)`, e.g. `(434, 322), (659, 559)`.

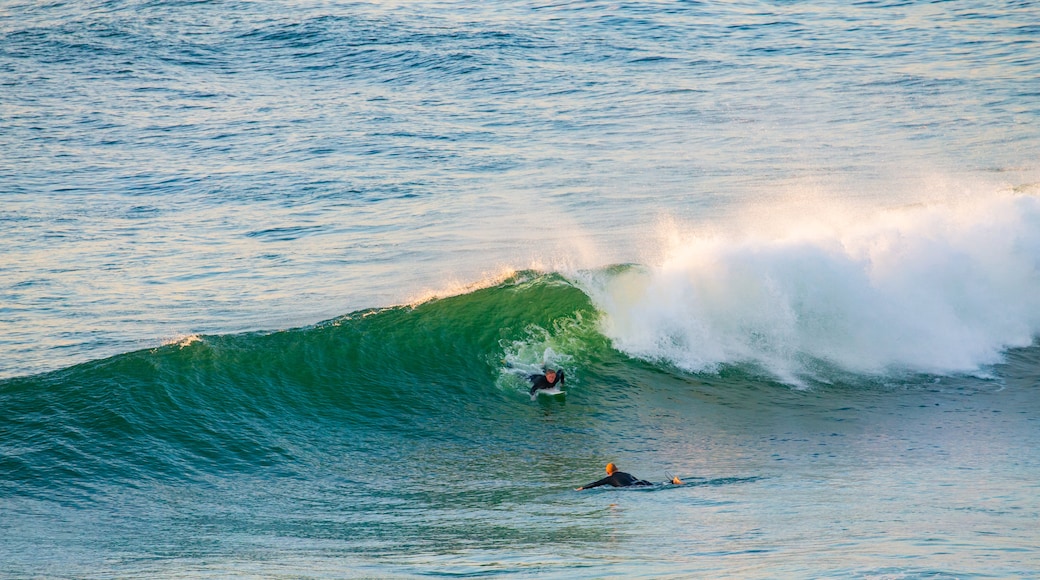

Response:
(2, 1), (1040, 578)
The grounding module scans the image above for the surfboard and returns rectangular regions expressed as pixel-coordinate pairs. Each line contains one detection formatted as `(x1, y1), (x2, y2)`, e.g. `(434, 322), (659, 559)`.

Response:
(532, 387), (565, 398)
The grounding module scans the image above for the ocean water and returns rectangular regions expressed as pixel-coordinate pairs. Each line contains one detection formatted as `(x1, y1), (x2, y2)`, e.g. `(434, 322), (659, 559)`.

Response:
(2, 1), (1039, 578)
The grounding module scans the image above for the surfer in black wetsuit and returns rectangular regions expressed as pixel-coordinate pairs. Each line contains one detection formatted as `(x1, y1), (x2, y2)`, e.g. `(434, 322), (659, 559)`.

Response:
(528, 368), (564, 396)
(575, 463), (682, 490)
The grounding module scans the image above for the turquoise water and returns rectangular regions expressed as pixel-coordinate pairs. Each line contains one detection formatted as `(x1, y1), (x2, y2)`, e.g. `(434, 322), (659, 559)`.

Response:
(2, 1), (1040, 577)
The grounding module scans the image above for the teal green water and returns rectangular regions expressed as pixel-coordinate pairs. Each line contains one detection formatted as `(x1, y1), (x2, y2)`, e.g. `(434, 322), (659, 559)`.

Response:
(3, 274), (1039, 577)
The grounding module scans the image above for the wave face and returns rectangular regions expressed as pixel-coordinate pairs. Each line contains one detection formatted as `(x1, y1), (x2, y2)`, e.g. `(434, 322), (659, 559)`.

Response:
(0, 273), (598, 490)
(10, 215), (1037, 504)
(579, 193), (1040, 384)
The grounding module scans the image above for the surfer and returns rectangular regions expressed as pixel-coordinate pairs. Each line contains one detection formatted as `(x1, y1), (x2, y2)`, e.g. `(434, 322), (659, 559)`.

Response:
(528, 368), (565, 396)
(575, 463), (683, 491)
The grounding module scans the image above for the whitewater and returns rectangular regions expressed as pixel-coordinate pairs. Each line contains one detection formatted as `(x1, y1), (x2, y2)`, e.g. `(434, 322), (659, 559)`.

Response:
(2, 1), (1040, 578)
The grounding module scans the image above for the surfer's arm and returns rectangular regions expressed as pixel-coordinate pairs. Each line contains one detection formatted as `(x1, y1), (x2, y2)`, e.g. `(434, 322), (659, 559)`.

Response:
(575, 476), (610, 491)
(556, 370), (565, 385)
(528, 375), (550, 395)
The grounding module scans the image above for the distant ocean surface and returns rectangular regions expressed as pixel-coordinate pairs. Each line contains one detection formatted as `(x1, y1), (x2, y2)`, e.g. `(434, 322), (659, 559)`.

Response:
(2, 1), (1039, 578)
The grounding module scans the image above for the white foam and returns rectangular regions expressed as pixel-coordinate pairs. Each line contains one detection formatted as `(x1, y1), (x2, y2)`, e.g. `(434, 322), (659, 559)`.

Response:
(405, 267), (523, 307)
(161, 334), (202, 349)
(577, 191), (1040, 382)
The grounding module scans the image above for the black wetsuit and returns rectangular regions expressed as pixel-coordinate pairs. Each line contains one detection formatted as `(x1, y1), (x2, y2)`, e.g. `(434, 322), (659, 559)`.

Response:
(528, 370), (565, 395)
(580, 471), (652, 489)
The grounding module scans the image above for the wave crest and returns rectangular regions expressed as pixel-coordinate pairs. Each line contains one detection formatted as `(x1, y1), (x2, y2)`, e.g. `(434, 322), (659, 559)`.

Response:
(577, 193), (1040, 383)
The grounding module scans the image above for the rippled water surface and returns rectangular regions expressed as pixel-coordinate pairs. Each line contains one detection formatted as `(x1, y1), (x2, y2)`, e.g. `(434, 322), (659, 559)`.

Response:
(2, 1), (1039, 578)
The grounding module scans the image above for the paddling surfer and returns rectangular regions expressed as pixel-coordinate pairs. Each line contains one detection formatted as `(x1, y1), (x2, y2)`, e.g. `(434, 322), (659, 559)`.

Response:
(528, 368), (565, 396)
(575, 463), (683, 490)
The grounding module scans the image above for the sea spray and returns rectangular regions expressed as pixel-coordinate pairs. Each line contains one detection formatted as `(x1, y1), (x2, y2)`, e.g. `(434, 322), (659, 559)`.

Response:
(576, 192), (1040, 383)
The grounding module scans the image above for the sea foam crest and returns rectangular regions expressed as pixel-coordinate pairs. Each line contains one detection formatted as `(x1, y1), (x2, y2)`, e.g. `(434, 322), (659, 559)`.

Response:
(578, 192), (1040, 383)
(162, 334), (202, 348)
